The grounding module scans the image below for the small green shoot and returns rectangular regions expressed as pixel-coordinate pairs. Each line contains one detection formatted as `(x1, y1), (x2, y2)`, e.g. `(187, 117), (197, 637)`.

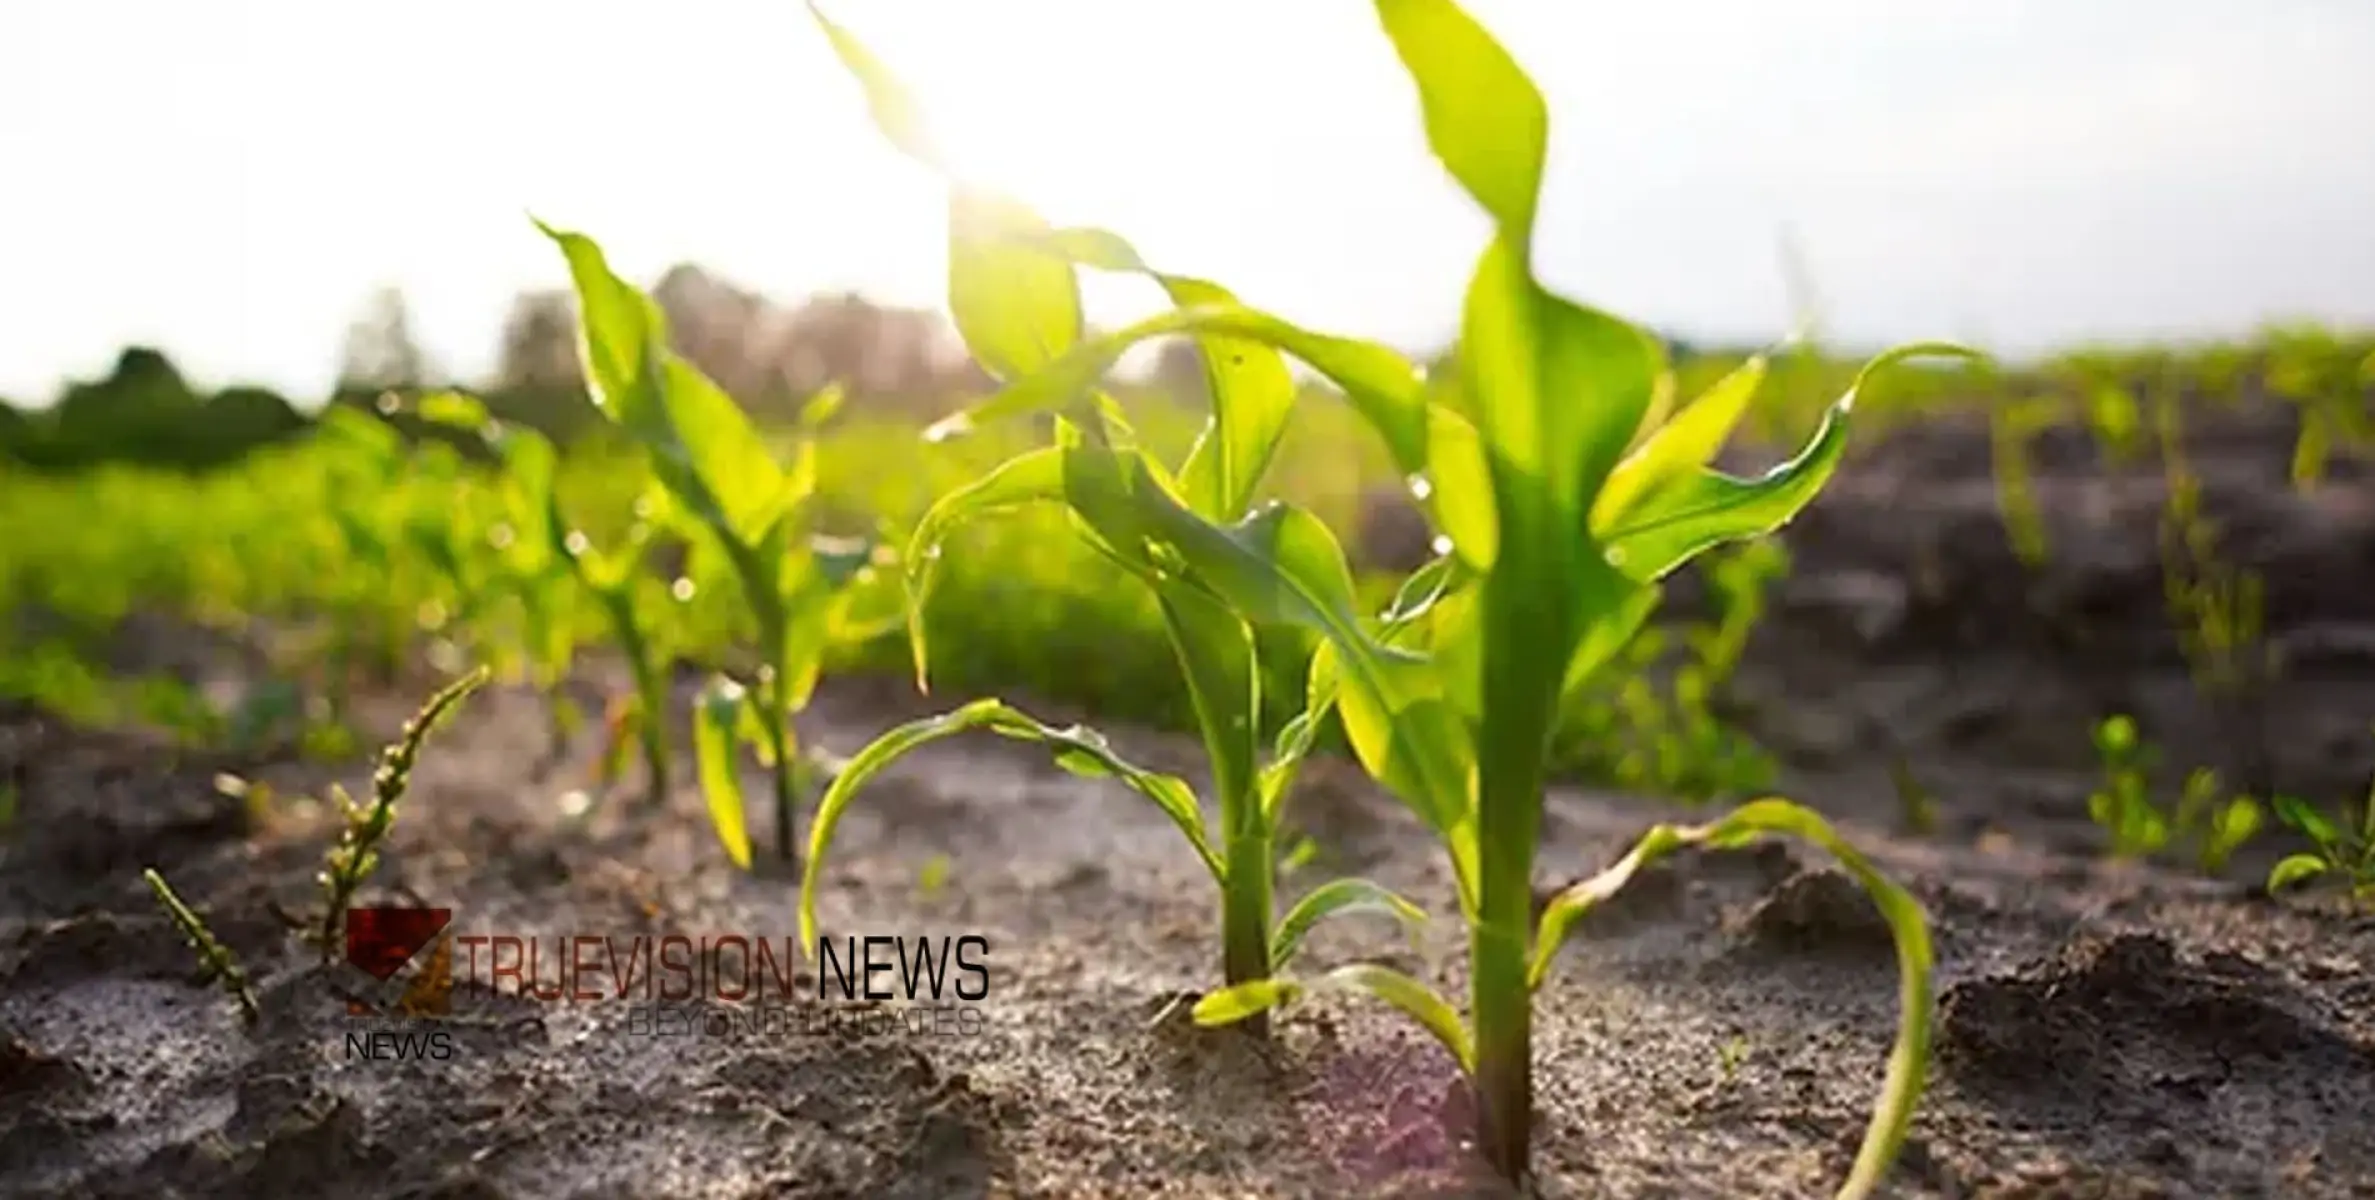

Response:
(2267, 781), (2375, 908)
(317, 667), (489, 961)
(143, 867), (260, 1026)
(1889, 754), (1939, 838)
(1718, 1034), (1751, 1085)
(2087, 715), (2165, 858)
(916, 853), (953, 900)
(2085, 714), (2265, 873)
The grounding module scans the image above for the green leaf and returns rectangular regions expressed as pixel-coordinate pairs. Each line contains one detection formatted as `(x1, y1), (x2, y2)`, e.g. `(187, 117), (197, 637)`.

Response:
(924, 302), (1430, 476)
(1601, 342), (1979, 582)
(806, 2), (940, 165)
(1187, 977), (1295, 1027)
(1591, 356), (1767, 532)
(1269, 878), (1427, 972)
(2275, 794), (2342, 850)
(798, 383), (847, 429)
(1420, 399), (1498, 568)
(695, 677), (754, 869)
(947, 191), (1084, 382)
(1155, 582), (1262, 852)
(1529, 798), (1933, 1200)
(1461, 238), (1663, 518)
(2267, 853), (2330, 894)
(801, 698), (1219, 950)
(1029, 226), (1301, 521)
(1373, 0), (1546, 246)
(1194, 962), (1473, 1073)
(414, 389), (493, 433)
(1557, 580), (1661, 706)
(901, 447), (1065, 690)
(537, 223), (791, 547)
(1057, 445), (1476, 853)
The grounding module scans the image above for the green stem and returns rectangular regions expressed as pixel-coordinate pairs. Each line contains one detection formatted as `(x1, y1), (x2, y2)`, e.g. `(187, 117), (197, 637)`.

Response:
(1472, 863), (1533, 1184)
(1220, 820), (1273, 1037)
(606, 592), (672, 808)
(768, 693), (799, 870)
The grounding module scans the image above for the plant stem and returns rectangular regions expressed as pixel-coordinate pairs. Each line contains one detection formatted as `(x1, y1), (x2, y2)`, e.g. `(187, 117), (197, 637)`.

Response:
(769, 699), (799, 870)
(1220, 821), (1273, 1037)
(1472, 859), (1534, 1185)
(607, 593), (670, 808)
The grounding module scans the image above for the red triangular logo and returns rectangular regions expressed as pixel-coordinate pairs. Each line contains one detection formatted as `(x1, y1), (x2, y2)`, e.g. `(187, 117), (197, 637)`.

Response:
(344, 907), (453, 980)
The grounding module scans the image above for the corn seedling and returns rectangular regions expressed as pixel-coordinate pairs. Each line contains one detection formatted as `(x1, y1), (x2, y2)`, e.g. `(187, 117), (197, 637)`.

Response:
(409, 392), (680, 807)
(816, 1), (1956, 1188)
(537, 227), (883, 871)
(1988, 392), (2058, 567)
(318, 667), (488, 961)
(2085, 714), (2264, 873)
(2153, 392), (2278, 797)
(142, 867), (259, 1025)
(2172, 767), (2263, 875)
(2267, 775), (2375, 908)
(800, 5), (1429, 1021)
(2087, 714), (2165, 858)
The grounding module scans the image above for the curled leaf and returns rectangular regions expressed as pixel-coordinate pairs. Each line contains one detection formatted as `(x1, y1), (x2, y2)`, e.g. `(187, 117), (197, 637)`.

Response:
(1194, 962), (1472, 1073)
(1529, 798), (1932, 1200)
(802, 698), (1218, 952)
(1269, 878), (1427, 972)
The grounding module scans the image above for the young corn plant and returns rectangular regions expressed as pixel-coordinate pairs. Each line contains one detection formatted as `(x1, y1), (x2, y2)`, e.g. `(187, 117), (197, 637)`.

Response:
(801, 6), (1427, 1020)
(537, 226), (880, 871)
(409, 391), (681, 808)
(2085, 714), (2263, 872)
(2153, 393), (2278, 799)
(2087, 714), (2165, 858)
(826, 0), (1956, 1189)
(2267, 767), (2375, 908)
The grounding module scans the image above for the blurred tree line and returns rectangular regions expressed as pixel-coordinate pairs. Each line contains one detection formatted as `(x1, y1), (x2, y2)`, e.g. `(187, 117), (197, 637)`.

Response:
(6, 262), (2364, 475)
(0, 265), (1169, 472)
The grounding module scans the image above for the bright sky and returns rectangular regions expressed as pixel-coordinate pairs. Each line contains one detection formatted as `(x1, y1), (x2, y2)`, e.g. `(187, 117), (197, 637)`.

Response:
(4, 0), (2373, 403)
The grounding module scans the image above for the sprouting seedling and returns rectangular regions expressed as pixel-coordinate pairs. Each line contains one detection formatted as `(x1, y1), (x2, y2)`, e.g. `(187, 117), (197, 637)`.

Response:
(143, 867), (259, 1026)
(2083, 715), (2264, 875)
(812, 3), (1961, 1191)
(534, 226), (883, 873)
(2172, 766), (2262, 876)
(2154, 392), (2278, 799)
(805, 3), (1429, 1029)
(916, 853), (953, 900)
(2267, 771), (2375, 908)
(2087, 714), (2166, 859)
(318, 666), (489, 961)
(1717, 1034), (1751, 1085)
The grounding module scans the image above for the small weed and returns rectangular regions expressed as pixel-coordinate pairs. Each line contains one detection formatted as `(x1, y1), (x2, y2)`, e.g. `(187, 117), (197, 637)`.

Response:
(317, 667), (488, 961)
(1718, 1034), (1751, 1084)
(142, 867), (259, 1026)
(1888, 754), (1938, 837)
(916, 853), (953, 900)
